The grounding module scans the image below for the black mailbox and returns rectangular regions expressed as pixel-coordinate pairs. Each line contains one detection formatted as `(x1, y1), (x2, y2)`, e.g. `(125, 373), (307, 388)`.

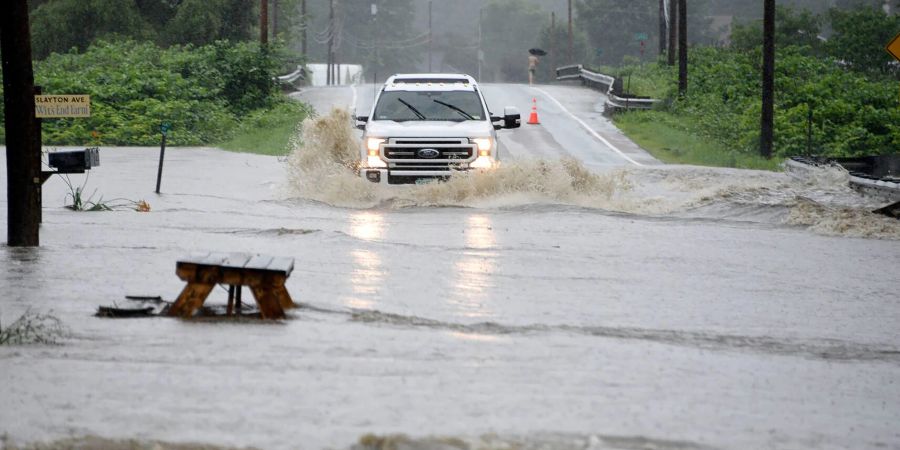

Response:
(48, 147), (100, 173)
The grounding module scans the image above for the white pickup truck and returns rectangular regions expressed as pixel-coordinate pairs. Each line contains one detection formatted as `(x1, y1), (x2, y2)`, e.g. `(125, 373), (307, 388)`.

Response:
(355, 73), (521, 185)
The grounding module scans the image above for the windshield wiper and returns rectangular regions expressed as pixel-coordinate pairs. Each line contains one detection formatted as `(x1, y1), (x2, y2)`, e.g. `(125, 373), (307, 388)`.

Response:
(397, 98), (426, 120)
(432, 99), (475, 120)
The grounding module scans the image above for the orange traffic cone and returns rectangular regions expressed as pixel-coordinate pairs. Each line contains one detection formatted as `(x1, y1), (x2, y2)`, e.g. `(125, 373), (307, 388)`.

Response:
(527, 97), (540, 125)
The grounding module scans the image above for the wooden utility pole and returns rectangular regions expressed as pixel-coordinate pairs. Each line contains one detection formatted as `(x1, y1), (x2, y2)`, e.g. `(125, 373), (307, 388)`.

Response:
(550, 12), (556, 77)
(659, 0), (666, 56)
(667, 0), (676, 66)
(761, 0), (775, 158)
(428, 0), (433, 72)
(2, 0), (41, 246)
(327, 0), (335, 85)
(260, 0), (269, 45)
(567, 0), (574, 64)
(678, 0), (687, 96)
(301, 0), (307, 56)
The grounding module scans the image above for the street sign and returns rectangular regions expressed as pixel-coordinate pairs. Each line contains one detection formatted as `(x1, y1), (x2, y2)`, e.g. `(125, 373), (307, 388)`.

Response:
(886, 32), (900, 62)
(634, 32), (648, 42)
(34, 95), (91, 118)
(160, 122), (172, 136)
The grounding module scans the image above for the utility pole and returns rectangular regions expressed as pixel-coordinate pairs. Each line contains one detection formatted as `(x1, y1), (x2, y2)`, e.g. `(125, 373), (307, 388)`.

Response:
(260, 0), (269, 45)
(428, 1), (433, 72)
(550, 12), (556, 77)
(301, 0), (307, 56)
(667, 0), (676, 66)
(659, 0), (666, 56)
(567, 0), (574, 64)
(327, 0), (335, 85)
(477, 8), (483, 81)
(2, 0), (41, 246)
(678, 0), (687, 96)
(761, 0), (775, 158)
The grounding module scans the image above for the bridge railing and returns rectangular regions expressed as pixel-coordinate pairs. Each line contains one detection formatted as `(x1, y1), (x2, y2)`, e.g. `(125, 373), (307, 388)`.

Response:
(555, 64), (661, 114)
(276, 65), (306, 90)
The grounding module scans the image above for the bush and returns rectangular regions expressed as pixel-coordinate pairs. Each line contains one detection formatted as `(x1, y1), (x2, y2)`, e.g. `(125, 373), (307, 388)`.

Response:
(9, 39), (284, 146)
(668, 46), (900, 158)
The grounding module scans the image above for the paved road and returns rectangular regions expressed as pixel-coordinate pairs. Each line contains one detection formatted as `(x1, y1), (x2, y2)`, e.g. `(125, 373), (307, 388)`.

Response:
(290, 82), (659, 169)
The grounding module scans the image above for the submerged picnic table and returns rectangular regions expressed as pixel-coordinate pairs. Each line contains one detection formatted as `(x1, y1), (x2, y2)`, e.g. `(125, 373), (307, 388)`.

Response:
(168, 252), (296, 319)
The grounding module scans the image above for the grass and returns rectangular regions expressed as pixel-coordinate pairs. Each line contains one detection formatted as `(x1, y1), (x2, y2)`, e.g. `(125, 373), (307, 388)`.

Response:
(592, 61), (674, 99)
(217, 100), (311, 156)
(614, 110), (783, 171)
(0, 310), (66, 345)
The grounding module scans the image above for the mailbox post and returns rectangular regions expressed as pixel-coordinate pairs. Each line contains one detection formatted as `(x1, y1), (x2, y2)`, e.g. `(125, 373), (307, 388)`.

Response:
(156, 122), (171, 194)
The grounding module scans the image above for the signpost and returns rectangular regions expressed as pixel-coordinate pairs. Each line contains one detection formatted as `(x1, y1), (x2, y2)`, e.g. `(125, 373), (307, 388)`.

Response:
(34, 94), (91, 118)
(156, 122), (171, 194)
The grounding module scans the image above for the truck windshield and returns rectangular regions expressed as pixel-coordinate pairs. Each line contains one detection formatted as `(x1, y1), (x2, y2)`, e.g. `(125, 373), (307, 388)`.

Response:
(373, 90), (485, 122)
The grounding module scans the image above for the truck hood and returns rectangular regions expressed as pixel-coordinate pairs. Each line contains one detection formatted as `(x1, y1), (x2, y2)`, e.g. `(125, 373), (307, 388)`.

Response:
(365, 120), (494, 138)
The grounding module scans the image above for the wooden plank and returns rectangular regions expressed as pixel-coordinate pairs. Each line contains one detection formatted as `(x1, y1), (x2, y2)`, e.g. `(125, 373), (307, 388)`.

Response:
(219, 252), (253, 269)
(273, 286), (296, 310)
(177, 251), (211, 265)
(250, 285), (285, 319)
(168, 282), (215, 318)
(197, 252), (230, 266)
(266, 257), (295, 276)
(245, 254), (274, 270)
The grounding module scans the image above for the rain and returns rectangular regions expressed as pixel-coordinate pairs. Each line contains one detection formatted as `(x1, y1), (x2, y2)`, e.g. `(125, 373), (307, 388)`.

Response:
(2, 1), (899, 449)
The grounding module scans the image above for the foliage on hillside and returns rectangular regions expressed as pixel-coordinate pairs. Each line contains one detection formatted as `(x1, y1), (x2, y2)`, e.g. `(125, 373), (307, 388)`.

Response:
(28, 0), (303, 59)
(617, 46), (899, 159)
(0, 40), (305, 146)
(612, 5), (900, 161)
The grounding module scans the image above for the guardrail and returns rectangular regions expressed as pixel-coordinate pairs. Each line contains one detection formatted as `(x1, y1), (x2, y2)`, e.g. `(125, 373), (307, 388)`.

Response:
(555, 64), (661, 114)
(276, 65), (306, 90)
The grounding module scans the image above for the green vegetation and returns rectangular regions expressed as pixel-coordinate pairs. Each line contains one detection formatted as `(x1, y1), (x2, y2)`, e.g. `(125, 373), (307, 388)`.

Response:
(218, 101), (311, 156)
(602, 5), (900, 168)
(615, 111), (782, 170)
(0, 39), (308, 148)
(27, 0), (302, 59)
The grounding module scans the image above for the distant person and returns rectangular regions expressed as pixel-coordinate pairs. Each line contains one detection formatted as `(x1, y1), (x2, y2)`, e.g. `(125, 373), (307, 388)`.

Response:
(528, 54), (539, 85)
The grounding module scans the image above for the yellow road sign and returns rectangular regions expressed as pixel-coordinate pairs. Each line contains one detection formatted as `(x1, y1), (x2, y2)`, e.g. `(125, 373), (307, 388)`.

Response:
(34, 94), (91, 118)
(886, 32), (900, 62)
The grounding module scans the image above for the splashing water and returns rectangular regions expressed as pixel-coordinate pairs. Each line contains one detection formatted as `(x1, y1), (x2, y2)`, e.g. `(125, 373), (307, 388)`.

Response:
(283, 109), (900, 239)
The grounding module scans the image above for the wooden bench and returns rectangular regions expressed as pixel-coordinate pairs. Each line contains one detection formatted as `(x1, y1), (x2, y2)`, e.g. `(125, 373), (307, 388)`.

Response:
(167, 252), (297, 319)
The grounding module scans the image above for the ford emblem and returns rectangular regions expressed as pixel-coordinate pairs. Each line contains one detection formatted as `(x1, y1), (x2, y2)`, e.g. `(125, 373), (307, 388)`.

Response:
(417, 148), (441, 159)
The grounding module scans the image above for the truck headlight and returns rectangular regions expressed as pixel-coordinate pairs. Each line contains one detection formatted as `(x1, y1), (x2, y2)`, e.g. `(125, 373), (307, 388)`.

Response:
(367, 138), (385, 153)
(472, 138), (492, 157)
(367, 155), (387, 168)
(471, 156), (494, 169)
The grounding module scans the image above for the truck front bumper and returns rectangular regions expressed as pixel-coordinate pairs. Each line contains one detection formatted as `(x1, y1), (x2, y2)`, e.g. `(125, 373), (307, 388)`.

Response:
(360, 168), (458, 185)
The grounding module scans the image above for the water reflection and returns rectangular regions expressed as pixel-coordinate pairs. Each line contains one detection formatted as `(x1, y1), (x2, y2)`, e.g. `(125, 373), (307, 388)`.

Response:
(450, 215), (497, 319)
(344, 211), (386, 309)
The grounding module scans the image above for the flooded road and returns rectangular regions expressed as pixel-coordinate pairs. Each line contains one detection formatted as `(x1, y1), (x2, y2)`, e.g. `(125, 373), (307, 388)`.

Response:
(2, 83), (900, 450)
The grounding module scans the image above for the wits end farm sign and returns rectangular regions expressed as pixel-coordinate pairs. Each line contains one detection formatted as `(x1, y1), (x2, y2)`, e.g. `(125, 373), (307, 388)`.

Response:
(34, 95), (91, 118)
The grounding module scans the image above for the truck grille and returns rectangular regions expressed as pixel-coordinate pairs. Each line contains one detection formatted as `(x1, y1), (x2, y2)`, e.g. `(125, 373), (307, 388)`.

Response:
(383, 138), (475, 161)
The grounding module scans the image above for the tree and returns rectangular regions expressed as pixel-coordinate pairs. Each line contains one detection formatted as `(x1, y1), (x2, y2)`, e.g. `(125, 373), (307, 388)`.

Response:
(163, 0), (256, 46)
(576, 0), (713, 66)
(537, 17), (589, 80)
(731, 6), (822, 52)
(304, 0), (422, 79)
(29, 0), (153, 59)
(826, 6), (900, 75)
(480, 0), (547, 82)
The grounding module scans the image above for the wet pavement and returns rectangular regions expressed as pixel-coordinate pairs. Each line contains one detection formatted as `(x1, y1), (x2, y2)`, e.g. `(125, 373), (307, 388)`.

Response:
(2, 83), (900, 450)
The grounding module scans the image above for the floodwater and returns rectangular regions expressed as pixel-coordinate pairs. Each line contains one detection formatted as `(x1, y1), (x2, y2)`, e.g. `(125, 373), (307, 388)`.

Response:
(2, 89), (900, 450)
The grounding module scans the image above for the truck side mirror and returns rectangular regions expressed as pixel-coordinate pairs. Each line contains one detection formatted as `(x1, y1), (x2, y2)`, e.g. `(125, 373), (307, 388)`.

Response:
(503, 107), (521, 129)
(355, 115), (368, 130)
(490, 113), (503, 130)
